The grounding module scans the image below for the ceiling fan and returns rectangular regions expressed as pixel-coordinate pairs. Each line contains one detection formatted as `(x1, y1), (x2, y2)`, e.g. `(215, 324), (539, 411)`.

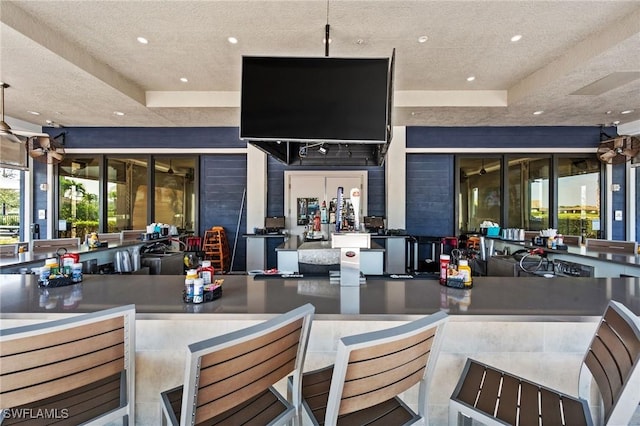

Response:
(29, 134), (66, 164)
(0, 82), (50, 143)
(597, 136), (639, 165)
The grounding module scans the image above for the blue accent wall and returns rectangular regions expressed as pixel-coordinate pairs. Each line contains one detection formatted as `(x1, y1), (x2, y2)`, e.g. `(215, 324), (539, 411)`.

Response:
(610, 163), (626, 241)
(406, 126), (603, 149)
(406, 154), (455, 237)
(200, 154), (247, 272)
(52, 127), (244, 149)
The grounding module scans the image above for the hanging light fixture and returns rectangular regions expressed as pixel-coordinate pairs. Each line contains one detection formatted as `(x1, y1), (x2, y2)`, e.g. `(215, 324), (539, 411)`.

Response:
(167, 159), (174, 174)
(479, 159), (487, 175)
(0, 83), (22, 144)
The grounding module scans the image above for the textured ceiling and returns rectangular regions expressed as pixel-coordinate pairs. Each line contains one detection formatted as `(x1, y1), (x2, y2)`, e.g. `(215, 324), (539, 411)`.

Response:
(1, 0), (639, 131)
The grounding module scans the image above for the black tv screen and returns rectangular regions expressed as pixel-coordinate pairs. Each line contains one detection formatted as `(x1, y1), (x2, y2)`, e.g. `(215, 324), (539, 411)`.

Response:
(241, 56), (390, 143)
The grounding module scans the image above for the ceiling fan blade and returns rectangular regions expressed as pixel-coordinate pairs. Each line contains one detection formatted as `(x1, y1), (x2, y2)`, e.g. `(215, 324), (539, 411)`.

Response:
(49, 150), (64, 161)
(599, 150), (617, 162)
(622, 147), (639, 158)
(30, 148), (46, 157)
(613, 137), (625, 149)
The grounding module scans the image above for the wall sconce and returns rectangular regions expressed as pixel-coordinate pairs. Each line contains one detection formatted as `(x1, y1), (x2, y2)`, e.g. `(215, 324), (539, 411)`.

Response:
(39, 183), (48, 191)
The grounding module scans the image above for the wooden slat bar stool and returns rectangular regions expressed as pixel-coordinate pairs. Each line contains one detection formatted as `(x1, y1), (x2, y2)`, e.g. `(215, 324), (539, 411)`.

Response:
(450, 300), (640, 426)
(160, 303), (314, 426)
(293, 310), (448, 425)
(0, 304), (136, 425)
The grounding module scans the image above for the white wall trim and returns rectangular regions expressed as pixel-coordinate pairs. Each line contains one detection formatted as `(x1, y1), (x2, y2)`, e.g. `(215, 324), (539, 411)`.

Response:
(627, 165), (636, 242)
(606, 164), (613, 239)
(386, 127), (406, 229)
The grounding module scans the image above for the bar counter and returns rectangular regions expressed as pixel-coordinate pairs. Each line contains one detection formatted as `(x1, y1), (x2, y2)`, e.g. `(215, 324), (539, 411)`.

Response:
(1, 273), (639, 319)
(2, 274), (639, 425)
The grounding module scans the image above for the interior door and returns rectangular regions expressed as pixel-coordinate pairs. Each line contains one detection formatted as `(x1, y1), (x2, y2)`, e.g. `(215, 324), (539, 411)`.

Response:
(286, 171), (367, 238)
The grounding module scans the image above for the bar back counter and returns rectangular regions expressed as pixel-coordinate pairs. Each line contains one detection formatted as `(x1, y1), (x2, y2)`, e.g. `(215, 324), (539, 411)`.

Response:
(2, 273), (639, 425)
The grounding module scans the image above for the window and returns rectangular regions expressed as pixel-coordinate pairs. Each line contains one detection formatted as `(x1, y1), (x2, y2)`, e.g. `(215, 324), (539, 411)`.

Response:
(507, 156), (550, 231)
(58, 155), (198, 241)
(457, 154), (602, 237)
(58, 157), (100, 241)
(458, 157), (501, 232)
(0, 168), (21, 243)
(154, 158), (196, 230)
(557, 157), (601, 239)
(107, 157), (149, 232)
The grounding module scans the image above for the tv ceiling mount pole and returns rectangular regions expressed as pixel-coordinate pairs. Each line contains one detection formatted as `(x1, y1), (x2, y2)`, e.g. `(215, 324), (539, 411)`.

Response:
(324, 0), (330, 57)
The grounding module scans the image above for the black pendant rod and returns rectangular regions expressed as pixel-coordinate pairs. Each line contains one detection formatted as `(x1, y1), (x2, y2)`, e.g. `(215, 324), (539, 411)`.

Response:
(325, 24), (330, 57)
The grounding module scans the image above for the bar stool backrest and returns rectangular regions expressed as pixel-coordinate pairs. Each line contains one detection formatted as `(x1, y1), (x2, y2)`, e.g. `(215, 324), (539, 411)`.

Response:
(325, 310), (448, 425)
(580, 300), (640, 425)
(0, 304), (136, 424)
(180, 303), (314, 425)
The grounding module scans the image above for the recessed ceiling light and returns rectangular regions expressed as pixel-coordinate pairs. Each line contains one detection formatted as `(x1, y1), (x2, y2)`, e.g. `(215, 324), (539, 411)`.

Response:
(606, 110), (612, 114)
(418, 35), (429, 43)
(180, 77), (188, 83)
(466, 76), (476, 82)
(621, 109), (634, 114)
(355, 39), (364, 45)
(27, 110), (40, 116)
(227, 36), (238, 44)
(613, 120), (621, 125)
(113, 111), (125, 116)
(137, 36), (148, 44)
(533, 110), (544, 115)
(511, 34), (522, 42)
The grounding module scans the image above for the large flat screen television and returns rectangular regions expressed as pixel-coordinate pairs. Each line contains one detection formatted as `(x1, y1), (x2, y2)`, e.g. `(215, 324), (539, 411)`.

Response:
(240, 56), (390, 144)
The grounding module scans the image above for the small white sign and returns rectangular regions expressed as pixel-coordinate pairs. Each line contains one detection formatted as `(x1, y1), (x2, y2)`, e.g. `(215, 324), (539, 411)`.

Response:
(614, 210), (623, 221)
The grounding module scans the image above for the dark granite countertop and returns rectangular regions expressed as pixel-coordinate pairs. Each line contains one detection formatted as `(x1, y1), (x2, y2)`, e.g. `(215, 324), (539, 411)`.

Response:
(1, 273), (638, 320)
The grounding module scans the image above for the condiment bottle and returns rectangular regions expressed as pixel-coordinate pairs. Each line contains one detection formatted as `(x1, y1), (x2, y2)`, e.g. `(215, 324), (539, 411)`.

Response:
(45, 258), (59, 277)
(193, 278), (204, 303)
(458, 259), (473, 287)
(184, 269), (198, 303)
(198, 261), (214, 285)
(439, 254), (450, 285)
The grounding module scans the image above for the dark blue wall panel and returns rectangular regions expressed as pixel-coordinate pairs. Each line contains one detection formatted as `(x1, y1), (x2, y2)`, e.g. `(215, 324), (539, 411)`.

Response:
(406, 154), (454, 236)
(407, 126), (605, 149)
(611, 164), (626, 241)
(32, 160), (48, 239)
(200, 154), (247, 271)
(46, 127), (245, 149)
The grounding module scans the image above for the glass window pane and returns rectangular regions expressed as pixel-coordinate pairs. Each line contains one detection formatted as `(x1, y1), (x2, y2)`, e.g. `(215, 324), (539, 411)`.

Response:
(557, 157), (600, 239)
(508, 157), (550, 230)
(58, 157), (100, 241)
(107, 157), (148, 232)
(154, 157), (196, 232)
(459, 157), (501, 232)
(0, 168), (21, 243)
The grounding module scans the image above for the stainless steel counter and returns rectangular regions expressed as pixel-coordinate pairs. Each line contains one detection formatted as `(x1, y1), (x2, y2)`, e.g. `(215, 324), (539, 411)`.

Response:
(2, 273), (638, 320)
